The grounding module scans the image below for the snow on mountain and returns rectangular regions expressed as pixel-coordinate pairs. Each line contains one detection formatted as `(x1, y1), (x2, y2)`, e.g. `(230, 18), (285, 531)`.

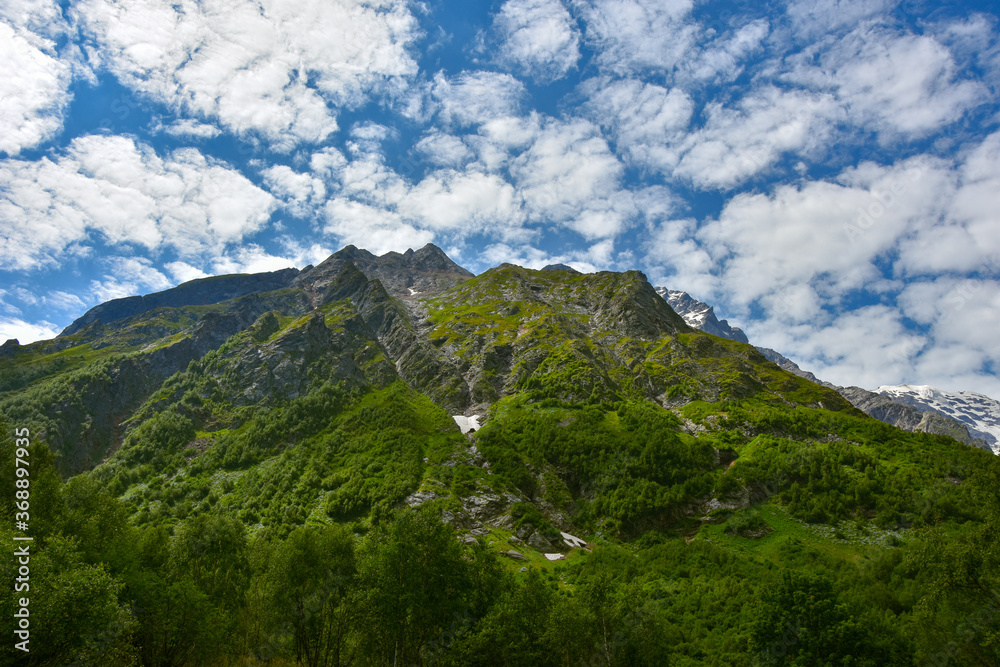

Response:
(655, 288), (749, 343)
(875, 385), (1000, 454)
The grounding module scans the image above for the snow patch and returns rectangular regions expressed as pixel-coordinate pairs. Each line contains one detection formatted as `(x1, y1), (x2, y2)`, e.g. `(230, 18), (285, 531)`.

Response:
(453, 415), (481, 434)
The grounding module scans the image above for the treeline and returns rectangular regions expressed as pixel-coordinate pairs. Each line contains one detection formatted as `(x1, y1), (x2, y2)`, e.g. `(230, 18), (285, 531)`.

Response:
(3, 431), (1000, 666)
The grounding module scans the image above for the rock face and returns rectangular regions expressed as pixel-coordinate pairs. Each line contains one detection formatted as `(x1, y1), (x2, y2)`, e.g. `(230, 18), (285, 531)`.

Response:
(293, 243), (474, 299)
(61, 268), (301, 335)
(655, 288), (749, 343)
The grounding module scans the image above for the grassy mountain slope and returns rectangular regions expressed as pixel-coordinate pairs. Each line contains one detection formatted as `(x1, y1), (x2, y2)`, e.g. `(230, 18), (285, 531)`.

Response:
(1, 245), (998, 665)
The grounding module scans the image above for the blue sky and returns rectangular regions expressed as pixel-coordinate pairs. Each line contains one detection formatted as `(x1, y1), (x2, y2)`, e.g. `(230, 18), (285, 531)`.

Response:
(1, 0), (999, 397)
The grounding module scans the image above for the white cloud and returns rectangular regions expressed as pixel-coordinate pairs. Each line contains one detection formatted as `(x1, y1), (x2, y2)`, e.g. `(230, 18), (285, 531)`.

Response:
(573, 0), (696, 75)
(493, 0), (581, 83)
(0, 135), (275, 270)
(696, 156), (947, 312)
(164, 261), (209, 284)
(673, 86), (839, 189)
(44, 290), (87, 311)
(678, 19), (769, 84)
(581, 77), (692, 170)
(509, 117), (628, 237)
(788, 27), (985, 137)
(347, 122), (397, 154)
(0, 316), (59, 344)
(431, 70), (526, 127)
(157, 118), (223, 139)
(211, 244), (300, 275)
(897, 278), (1000, 393)
(645, 218), (718, 297)
(88, 255), (173, 303)
(0, 20), (72, 155)
(785, 0), (896, 37)
(73, 0), (419, 149)
(262, 165), (326, 217)
(403, 170), (522, 233)
(323, 198), (434, 256)
(477, 241), (609, 274)
(414, 133), (473, 167)
(756, 305), (930, 390)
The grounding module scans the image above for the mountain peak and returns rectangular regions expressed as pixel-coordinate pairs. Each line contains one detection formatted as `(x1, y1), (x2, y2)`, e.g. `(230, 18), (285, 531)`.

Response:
(655, 288), (749, 344)
(296, 243), (473, 299)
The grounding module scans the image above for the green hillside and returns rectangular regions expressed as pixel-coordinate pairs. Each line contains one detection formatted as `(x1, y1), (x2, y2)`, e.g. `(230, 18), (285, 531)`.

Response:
(2, 249), (998, 665)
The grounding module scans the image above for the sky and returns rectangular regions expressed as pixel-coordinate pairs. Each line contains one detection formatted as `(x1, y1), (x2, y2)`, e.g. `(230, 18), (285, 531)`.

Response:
(1, 0), (999, 398)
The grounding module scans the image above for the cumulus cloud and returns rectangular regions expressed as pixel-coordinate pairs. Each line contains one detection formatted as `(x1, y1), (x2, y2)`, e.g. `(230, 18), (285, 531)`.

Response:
(157, 118), (223, 139)
(323, 198), (434, 256)
(695, 156), (947, 312)
(164, 261), (209, 284)
(0, 135), (275, 269)
(0, 20), (72, 155)
(673, 86), (839, 189)
(262, 165), (326, 217)
(88, 256), (173, 303)
(73, 0), (419, 149)
(885, 277), (1000, 394)
(573, 0), (696, 75)
(493, 0), (581, 83)
(581, 77), (693, 170)
(431, 71), (526, 127)
(414, 133), (473, 167)
(787, 27), (985, 137)
(678, 19), (769, 84)
(785, 0), (896, 37)
(510, 117), (629, 237)
(757, 305), (931, 390)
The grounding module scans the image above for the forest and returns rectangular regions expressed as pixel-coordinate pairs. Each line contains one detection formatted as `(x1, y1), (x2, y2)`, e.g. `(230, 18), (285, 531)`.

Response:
(3, 389), (999, 666)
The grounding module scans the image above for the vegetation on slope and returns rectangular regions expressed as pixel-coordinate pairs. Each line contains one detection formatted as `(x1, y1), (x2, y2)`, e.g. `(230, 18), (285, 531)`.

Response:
(1, 258), (998, 665)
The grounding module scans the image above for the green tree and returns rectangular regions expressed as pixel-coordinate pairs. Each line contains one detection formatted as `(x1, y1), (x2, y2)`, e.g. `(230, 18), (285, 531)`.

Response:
(264, 524), (356, 667)
(354, 510), (471, 666)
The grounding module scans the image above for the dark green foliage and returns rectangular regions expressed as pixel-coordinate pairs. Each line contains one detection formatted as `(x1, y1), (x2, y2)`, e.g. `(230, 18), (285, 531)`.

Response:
(263, 524), (356, 667)
(749, 571), (909, 666)
(478, 398), (716, 534)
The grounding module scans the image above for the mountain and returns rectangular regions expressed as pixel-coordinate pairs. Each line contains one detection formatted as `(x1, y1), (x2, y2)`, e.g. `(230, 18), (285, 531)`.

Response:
(874, 384), (1000, 454)
(61, 267), (302, 335)
(2, 244), (998, 665)
(838, 385), (992, 451)
(655, 287), (750, 343)
(653, 289), (995, 453)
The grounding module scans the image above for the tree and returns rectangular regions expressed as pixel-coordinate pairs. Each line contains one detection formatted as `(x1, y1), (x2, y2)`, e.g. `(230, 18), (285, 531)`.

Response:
(354, 510), (471, 666)
(264, 524), (356, 667)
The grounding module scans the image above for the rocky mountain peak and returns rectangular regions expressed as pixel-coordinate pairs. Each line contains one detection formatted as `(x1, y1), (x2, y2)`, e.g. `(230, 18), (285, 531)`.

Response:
(296, 243), (473, 299)
(654, 287), (749, 344)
